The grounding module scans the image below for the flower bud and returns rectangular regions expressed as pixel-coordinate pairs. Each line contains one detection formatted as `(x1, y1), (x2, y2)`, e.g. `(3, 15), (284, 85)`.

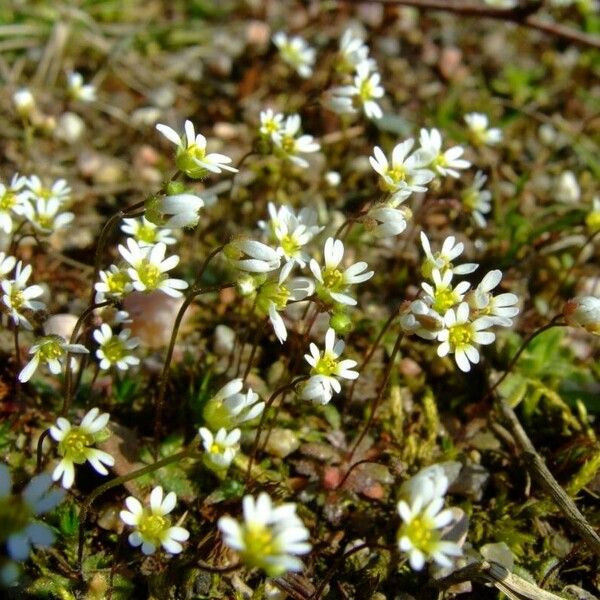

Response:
(330, 310), (353, 335)
(564, 296), (600, 335)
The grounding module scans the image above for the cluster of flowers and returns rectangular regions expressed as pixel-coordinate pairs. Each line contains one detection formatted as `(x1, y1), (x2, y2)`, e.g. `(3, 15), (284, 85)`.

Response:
(0, 174), (73, 236)
(400, 233), (520, 372)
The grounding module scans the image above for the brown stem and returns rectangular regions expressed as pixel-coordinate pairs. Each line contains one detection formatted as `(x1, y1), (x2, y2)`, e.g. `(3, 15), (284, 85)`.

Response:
(338, 0), (600, 49)
(349, 331), (404, 459)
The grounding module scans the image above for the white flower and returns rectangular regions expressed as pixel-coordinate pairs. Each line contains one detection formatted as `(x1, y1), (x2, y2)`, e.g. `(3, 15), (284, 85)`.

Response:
(120, 486), (189, 555)
(260, 203), (323, 267)
(49, 408), (114, 489)
(199, 427), (241, 472)
(22, 198), (74, 234)
(0, 465), (65, 565)
(55, 111), (86, 144)
(218, 492), (311, 577)
(272, 115), (320, 169)
(437, 302), (496, 372)
(462, 171), (492, 228)
(397, 481), (462, 571)
(1, 261), (45, 329)
(67, 71), (97, 102)
(420, 232), (478, 278)
(273, 32), (316, 78)
(369, 140), (434, 197)
(555, 170), (580, 204)
(156, 120), (238, 179)
(330, 61), (384, 120)
(225, 239), (281, 273)
(468, 270), (520, 327)
(121, 217), (176, 247)
(464, 112), (502, 146)
(19, 334), (88, 383)
(157, 193), (205, 229)
(564, 296), (600, 335)
(400, 299), (444, 340)
(338, 28), (373, 71)
(325, 171), (341, 186)
(13, 88), (35, 117)
(203, 379), (265, 430)
(93, 323), (140, 371)
(310, 237), (373, 306)
(366, 204), (410, 238)
(399, 464), (449, 506)
(0, 174), (27, 234)
(301, 328), (358, 404)
(256, 271), (314, 343)
(260, 109), (284, 139)
(119, 238), (188, 297)
(24, 176), (71, 205)
(422, 269), (471, 316)
(419, 128), (470, 178)
(94, 264), (134, 303)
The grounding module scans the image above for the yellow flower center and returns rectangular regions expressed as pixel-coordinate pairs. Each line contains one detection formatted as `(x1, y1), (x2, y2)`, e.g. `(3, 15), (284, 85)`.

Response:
(387, 165), (407, 184)
(102, 338), (127, 363)
(280, 135), (296, 154)
(0, 191), (17, 211)
(359, 78), (374, 101)
(9, 288), (24, 310)
(399, 515), (441, 554)
(38, 338), (65, 361)
(59, 427), (94, 464)
(106, 270), (130, 294)
(37, 214), (53, 230)
(262, 119), (280, 134)
(321, 267), (344, 291)
(280, 234), (301, 258)
(585, 211), (600, 233)
(432, 287), (460, 313)
(242, 523), (279, 565)
(136, 224), (157, 244)
(137, 262), (163, 289)
(313, 353), (338, 377)
(448, 323), (474, 349)
(138, 512), (170, 547)
(462, 189), (479, 212)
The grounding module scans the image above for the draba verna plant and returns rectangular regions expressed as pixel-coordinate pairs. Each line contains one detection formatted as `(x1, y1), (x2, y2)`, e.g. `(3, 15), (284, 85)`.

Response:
(1, 1), (599, 598)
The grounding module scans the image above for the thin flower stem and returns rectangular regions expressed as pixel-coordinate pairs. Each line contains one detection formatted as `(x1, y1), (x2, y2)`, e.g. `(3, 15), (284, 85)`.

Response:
(62, 300), (110, 416)
(245, 376), (309, 488)
(153, 280), (233, 453)
(78, 444), (201, 570)
(483, 315), (565, 403)
(13, 324), (21, 405)
(242, 319), (267, 382)
(349, 331), (404, 460)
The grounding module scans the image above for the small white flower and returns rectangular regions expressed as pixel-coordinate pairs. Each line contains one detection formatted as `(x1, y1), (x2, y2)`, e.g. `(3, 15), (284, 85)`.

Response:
(199, 427), (241, 472)
(273, 32), (316, 78)
(94, 264), (134, 303)
(1, 261), (45, 329)
(119, 238), (188, 297)
(462, 171), (492, 228)
(120, 486), (189, 555)
(256, 271), (314, 343)
(24, 176), (71, 205)
(0, 252), (17, 279)
(555, 170), (580, 204)
(0, 174), (27, 234)
(0, 465), (65, 564)
(468, 270), (520, 327)
(19, 334), (88, 383)
(338, 28), (373, 71)
(22, 198), (74, 234)
(399, 464), (449, 506)
(564, 296), (600, 335)
(156, 120), (238, 179)
(55, 111), (86, 144)
(310, 237), (373, 306)
(13, 88), (35, 117)
(272, 115), (320, 169)
(437, 302), (496, 372)
(464, 112), (502, 146)
(261, 203), (323, 267)
(420, 232), (478, 278)
(301, 327), (358, 403)
(330, 61), (385, 120)
(366, 204), (411, 238)
(67, 71), (97, 102)
(203, 379), (265, 430)
(49, 408), (114, 489)
(422, 269), (471, 316)
(369, 140), (434, 197)
(400, 299), (444, 340)
(157, 193), (205, 229)
(260, 108), (284, 139)
(218, 492), (311, 577)
(397, 477), (462, 571)
(121, 217), (176, 247)
(93, 323), (140, 371)
(325, 171), (341, 187)
(225, 239), (281, 274)
(419, 128), (470, 178)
